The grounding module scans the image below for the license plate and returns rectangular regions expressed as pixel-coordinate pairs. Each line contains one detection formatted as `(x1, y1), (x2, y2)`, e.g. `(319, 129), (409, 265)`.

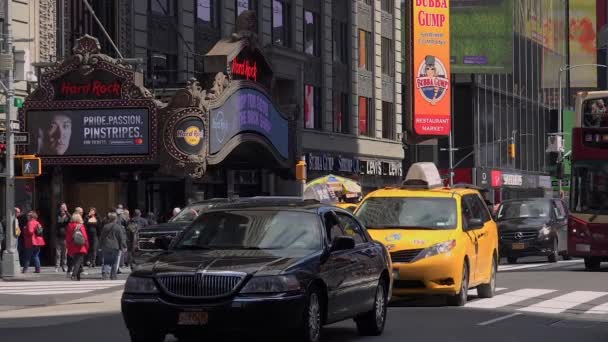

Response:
(512, 243), (525, 250)
(178, 311), (208, 326)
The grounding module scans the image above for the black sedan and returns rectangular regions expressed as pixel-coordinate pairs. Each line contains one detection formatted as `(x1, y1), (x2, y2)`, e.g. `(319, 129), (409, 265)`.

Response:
(496, 198), (569, 263)
(121, 198), (392, 342)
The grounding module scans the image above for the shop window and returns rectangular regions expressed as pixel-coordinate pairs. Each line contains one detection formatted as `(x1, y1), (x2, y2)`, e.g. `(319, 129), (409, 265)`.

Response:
(304, 84), (322, 129)
(359, 96), (374, 136)
(150, 0), (174, 15)
(236, 0), (256, 16)
(382, 101), (395, 140)
(196, 0), (216, 26)
(358, 30), (373, 71)
(332, 20), (348, 63)
(381, 37), (394, 76)
(272, 0), (291, 47)
(304, 10), (319, 56)
(333, 92), (350, 134)
(381, 0), (393, 13)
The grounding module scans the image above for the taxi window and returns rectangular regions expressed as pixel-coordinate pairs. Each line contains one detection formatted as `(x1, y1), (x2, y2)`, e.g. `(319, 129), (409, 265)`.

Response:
(356, 197), (457, 229)
(463, 195), (490, 223)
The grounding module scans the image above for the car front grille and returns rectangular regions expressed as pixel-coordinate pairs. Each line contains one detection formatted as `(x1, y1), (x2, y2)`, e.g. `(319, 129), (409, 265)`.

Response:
(156, 272), (246, 298)
(390, 248), (424, 263)
(500, 230), (538, 242)
(137, 231), (178, 251)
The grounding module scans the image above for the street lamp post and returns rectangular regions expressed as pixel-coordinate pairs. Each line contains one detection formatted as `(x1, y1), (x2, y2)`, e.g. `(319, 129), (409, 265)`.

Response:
(557, 63), (608, 196)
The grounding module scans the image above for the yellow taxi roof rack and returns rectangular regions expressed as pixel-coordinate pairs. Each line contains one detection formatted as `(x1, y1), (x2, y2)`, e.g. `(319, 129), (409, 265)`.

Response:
(400, 162), (443, 190)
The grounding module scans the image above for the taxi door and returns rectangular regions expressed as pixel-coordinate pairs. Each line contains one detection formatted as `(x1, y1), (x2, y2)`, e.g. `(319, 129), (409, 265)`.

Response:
(463, 194), (494, 284)
(460, 196), (479, 284)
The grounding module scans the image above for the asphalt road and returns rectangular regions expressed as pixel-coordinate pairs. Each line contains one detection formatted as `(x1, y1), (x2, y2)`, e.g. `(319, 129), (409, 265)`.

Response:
(1, 257), (608, 342)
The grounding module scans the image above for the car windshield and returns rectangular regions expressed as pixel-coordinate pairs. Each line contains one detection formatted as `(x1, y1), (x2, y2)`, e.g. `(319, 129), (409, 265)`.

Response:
(571, 161), (608, 214)
(174, 210), (322, 252)
(170, 203), (219, 223)
(496, 200), (551, 221)
(355, 197), (458, 229)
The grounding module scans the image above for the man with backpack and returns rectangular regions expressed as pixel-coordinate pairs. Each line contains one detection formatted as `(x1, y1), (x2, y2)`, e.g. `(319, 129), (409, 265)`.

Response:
(100, 212), (127, 280)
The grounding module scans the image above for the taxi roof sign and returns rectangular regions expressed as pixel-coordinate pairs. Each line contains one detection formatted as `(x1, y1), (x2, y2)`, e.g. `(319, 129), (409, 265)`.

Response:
(402, 162), (443, 189)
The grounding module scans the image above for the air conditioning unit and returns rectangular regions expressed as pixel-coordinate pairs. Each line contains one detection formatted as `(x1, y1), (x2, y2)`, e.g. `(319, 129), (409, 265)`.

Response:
(546, 135), (564, 153)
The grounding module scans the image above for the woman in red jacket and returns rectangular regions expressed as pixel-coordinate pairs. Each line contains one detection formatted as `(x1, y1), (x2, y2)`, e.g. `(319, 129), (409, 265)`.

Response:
(22, 211), (45, 273)
(65, 213), (89, 281)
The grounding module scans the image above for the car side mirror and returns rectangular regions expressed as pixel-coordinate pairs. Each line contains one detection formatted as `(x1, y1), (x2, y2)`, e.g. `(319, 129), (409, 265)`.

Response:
(154, 236), (172, 250)
(467, 218), (484, 230)
(330, 236), (355, 252)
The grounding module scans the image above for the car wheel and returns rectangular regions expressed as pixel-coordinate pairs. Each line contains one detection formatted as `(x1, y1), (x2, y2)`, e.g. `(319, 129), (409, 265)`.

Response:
(447, 261), (469, 306)
(129, 330), (165, 342)
(477, 256), (497, 298)
(298, 285), (322, 342)
(507, 257), (517, 264)
(355, 279), (387, 336)
(548, 238), (558, 263)
(584, 257), (601, 271)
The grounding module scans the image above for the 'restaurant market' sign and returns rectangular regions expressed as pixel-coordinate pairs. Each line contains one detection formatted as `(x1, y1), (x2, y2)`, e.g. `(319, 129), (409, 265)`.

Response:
(26, 108), (149, 156)
(412, 0), (451, 136)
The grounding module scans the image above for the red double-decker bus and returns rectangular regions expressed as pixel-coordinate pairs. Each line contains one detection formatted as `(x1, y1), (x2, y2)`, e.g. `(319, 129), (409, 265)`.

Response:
(568, 91), (608, 270)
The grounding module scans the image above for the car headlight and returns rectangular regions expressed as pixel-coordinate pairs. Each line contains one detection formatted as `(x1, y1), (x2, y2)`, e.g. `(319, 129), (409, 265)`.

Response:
(240, 275), (301, 294)
(411, 240), (456, 262)
(539, 225), (551, 236)
(124, 276), (159, 294)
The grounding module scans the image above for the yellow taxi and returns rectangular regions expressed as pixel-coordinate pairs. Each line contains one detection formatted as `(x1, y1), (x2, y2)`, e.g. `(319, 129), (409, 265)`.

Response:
(335, 202), (358, 212)
(354, 163), (499, 306)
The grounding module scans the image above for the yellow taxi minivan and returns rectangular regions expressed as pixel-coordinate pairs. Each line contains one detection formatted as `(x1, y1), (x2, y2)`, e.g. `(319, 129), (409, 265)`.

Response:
(354, 163), (499, 306)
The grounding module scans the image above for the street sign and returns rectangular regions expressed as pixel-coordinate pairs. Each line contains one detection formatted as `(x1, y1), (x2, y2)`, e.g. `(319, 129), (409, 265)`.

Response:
(10, 120), (19, 130)
(13, 98), (23, 108)
(0, 132), (29, 145)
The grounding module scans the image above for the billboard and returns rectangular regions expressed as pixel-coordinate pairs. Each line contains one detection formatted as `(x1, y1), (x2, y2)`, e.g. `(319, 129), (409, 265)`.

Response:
(450, 0), (513, 74)
(569, 0), (597, 88)
(27, 108), (149, 156)
(412, 0), (451, 136)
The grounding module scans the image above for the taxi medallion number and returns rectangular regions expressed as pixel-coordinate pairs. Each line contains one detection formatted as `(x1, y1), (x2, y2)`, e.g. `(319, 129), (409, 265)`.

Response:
(178, 311), (208, 325)
(511, 243), (525, 250)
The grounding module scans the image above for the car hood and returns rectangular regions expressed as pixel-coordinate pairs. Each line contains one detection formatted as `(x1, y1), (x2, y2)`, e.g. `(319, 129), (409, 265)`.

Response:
(137, 221), (191, 233)
(367, 228), (456, 250)
(497, 218), (549, 231)
(136, 249), (304, 276)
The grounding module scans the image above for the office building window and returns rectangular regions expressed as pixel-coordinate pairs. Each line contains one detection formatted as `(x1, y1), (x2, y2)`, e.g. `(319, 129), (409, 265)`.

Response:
(381, 38), (394, 76)
(304, 84), (322, 129)
(197, 0), (216, 25)
(359, 97), (374, 136)
(272, 0), (290, 47)
(333, 93), (349, 133)
(332, 20), (348, 63)
(304, 10), (319, 56)
(236, 0), (257, 18)
(358, 30), (372, 71)
(147, 51), (178, 87)
(382, 101), (396, 140)
(151, 0), (173, 15)
(381, 0), (393, 13)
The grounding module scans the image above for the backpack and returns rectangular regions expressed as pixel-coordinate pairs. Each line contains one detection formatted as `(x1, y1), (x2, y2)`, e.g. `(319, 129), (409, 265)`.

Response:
(35, 224), (44, 236)
(73, 224), (86, 247)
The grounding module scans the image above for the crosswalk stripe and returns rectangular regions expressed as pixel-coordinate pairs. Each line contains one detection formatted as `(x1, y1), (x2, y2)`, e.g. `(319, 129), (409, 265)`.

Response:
(465, 288), (557, 309)
(518, 291), (608, 314)
(498, 260), (583, 272)
(0, 280), (125, 296)
(0, 280), (125, 286)
(498, 263), (547, 271)
(586, 302), (608, 315)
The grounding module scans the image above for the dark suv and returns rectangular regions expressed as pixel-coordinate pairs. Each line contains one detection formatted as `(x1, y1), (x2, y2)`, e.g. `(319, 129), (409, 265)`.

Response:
(496, 198), (569, 263)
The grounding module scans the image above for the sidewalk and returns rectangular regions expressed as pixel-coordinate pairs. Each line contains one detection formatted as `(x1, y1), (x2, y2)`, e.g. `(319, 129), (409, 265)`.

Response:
(1, 266), (131, 282)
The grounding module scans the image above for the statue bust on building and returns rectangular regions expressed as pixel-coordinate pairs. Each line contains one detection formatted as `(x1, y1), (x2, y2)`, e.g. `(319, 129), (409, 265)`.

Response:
(232, 10), (258, 42)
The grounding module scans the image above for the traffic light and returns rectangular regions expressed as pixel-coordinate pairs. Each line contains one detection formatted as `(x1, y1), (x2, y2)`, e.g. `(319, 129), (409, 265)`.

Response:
(507, 143), (516, 159)
(15, 155), (42, 178)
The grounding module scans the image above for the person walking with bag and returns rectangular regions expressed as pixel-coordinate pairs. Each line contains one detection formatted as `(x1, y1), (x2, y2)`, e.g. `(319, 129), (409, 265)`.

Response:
(65, 213), (89, 281)
(100, 212), (126, 280)
(22, 211), (45, 274)
(55, 204), (69, 272)
(85, 208), (101, 268)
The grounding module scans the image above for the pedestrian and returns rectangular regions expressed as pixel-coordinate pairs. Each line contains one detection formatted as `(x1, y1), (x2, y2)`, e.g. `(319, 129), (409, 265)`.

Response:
(126, 209), (147, 266)
(15, 207), (25, 267)
(22, 211), (45, 274)
(65, 213), (89, 281)
(85, 207), (101, 268)
(100, 212), (126, 280)
(116, 205), (127, 227)
(145, 212), (157, 226)
(55, 204), (69, 272)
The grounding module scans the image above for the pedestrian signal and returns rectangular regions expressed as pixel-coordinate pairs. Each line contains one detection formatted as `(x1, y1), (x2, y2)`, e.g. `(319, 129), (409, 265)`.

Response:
(15, 155), (42, 178)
